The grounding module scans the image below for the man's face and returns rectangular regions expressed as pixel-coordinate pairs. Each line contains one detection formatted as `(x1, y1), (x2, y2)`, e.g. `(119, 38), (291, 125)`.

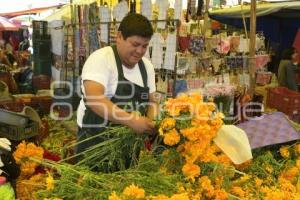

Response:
(116, 32), (150, 68)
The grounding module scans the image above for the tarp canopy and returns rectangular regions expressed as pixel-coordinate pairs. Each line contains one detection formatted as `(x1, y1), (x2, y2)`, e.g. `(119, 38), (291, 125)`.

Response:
(210, 1), (300, 18)
(0, 5), (65, 18)
(209, 1), (300, 71)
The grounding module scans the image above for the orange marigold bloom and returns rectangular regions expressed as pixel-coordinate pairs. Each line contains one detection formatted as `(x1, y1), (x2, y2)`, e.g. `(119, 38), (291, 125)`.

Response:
(108, 191), (122, 200)
(280, 167), (299, 181)
(170, 193), (189, 200)
(295, 144), (300, 154)
(255, 178), (263, 188)
(151, 195), (169, 200)
(296, 159), (300, 169)
(163, 128), (180, 146)
(182, 163), (200, 181)
(123, 184), (145, 199)
(265, 165), (274, 174)
(160, 118), (176, 132)
(231, 186), (245, 197)
(46, 174), (54, 191)
(278, 177), (296, 193)
(214, 189), (228, 200)
(264, 189), (285, 200)
(200, 176), (214, 198)
(280, 146), (290, 158)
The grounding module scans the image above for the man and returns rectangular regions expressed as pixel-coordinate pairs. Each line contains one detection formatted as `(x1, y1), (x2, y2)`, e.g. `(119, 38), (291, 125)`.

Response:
(285, 48), (300, 91)
(278, 48), (294, 87)
(76, 13), (158, 155)
(18, 38), (30, 51)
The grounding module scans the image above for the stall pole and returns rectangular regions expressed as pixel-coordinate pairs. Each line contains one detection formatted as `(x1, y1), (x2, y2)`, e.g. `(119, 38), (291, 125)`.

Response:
(248, 0), (256, 95)
(203, 0), (210, 35)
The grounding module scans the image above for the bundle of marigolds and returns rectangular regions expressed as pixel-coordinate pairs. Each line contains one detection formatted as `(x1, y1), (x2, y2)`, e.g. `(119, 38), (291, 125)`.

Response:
(13, 141), (47, 199)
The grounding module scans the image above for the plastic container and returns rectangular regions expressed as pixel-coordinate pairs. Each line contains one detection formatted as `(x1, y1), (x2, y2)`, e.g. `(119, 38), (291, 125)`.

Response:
(267, 87), (300, 118)
(32, 75), (51, 90)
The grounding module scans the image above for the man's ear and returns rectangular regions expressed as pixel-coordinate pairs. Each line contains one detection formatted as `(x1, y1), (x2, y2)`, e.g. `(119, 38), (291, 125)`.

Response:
(116, 31), (123, 40)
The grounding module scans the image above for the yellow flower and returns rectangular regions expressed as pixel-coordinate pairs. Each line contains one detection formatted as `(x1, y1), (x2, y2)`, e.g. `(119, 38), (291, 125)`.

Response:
(151, 195), (169, 200)
(280, 146), (290, 158)
(199, 176), (214, 198)
(109, 191), (122, 200)
(160, 118), (176, 131)
(170, 193), (189, 200)
(279, 177), (296, 193)
(231, 186), (245, 197)
(163, 129), (180, 146)
(265, 165), (274, 174)
(46, 174), (54, 191)
(264, 189), (285, 200)
(295, 144), (300, 154)
(214, 189), (228, 200)
(255, 177), (263, 187)
(182, 163), (200, 181)
(123, 183), (145, 199)
(296, 159), (300, 169)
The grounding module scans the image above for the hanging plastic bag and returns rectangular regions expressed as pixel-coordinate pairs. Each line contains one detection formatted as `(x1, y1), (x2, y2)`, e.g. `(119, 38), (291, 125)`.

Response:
(214, 125), (252, 165)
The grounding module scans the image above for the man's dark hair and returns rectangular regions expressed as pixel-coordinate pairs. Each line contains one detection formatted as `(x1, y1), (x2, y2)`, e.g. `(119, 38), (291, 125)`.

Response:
(281, 48), (295, 60)
(118, 13), (153, 39)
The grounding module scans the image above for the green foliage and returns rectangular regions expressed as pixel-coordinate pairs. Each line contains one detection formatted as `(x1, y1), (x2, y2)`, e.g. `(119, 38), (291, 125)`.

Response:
(75, 126), (146, 172)
(244, 151), (283, 180)
(35, 158), (181, 200)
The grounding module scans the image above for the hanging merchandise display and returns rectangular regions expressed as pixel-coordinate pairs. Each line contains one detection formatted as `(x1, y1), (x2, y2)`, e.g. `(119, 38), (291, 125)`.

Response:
(156, 0), (169, 29)
(190, 0), (197, 16)
(174, 0), (183, 20)
(163, 33), (177, 70)
(99, 5), (111, 44)
(150, 33), (164, 69)
(113, 0), (128, 22)
(140, 0), (152, 20)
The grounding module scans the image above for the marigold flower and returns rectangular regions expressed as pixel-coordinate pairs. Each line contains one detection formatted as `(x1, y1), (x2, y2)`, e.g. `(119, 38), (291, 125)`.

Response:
(200, 176), (214, 198)
(214, 189), (228, 200)
(280, 147), (290, 158)
(278, 177), (296, 193)
(264, 189), (285, 200)
(169, 193), (189, 200)
(231, 186), (245, 197)
(108, 191), (122, 200)
(265, 165), (274, 174)
(123, 184), (145, 199)
(163, 129), (180, 146)
(295, 144), (300, 154)
(160, 118), (176, 132)
(151, 195), (169, 200)
(296, 159), (300, 169)
(182, 163), (200, 181)
(255, 178), (263, 187)
(46, 174), (54, 191)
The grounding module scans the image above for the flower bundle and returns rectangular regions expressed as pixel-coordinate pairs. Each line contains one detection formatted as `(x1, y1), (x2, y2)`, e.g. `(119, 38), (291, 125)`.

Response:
(158, 93), (231, 181)
(13, 141), (44, 178)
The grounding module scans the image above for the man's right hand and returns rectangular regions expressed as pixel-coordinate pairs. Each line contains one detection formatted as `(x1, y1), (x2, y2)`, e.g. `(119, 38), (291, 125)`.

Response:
(128, 116), (155, 135)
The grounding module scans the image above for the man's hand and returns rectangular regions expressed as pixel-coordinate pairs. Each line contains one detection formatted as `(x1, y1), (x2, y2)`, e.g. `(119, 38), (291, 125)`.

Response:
(128, 116), (155, 135)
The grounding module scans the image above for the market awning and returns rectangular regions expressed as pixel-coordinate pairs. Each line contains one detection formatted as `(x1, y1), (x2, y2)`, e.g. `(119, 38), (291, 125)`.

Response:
(209, 1), (300, 18)
(0, 4), (65, 18)
(209, 1), (300, 54)
(0, 16), (20, 31)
